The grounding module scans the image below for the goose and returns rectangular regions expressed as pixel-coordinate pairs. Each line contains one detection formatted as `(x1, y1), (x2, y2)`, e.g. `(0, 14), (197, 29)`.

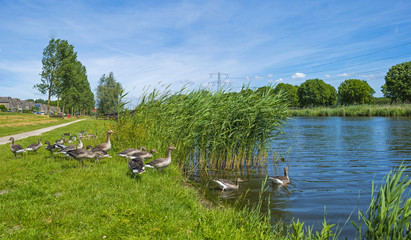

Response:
(62, 132), (70, 136)
(87, 145), (111, 158)
(57, 136), (83, 154)
(92, 130), (114, 152)
(128, 148), (158, 161)
(44, 140), (65, 156)
(269, 167), (290, 185)
(25, 138), (42, 152)
(54, 137), (66, 145)
(9, 137), (25, 157)
(117, 146), (147, 158)
(145, 146), (176, 169)
(213, 178), (243, 194)
(65, 149), (104, 165)
(128, 157), (145, 175)
(67, 135), (77, 143)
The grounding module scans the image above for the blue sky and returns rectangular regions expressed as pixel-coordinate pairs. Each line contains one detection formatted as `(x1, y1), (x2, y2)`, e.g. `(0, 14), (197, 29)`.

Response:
(1, 0), (411, 104)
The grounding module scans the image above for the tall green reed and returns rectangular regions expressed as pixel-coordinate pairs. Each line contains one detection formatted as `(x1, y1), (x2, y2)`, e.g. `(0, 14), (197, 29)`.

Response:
(352, 164), (411, 239)
(112, 85), (288, 170)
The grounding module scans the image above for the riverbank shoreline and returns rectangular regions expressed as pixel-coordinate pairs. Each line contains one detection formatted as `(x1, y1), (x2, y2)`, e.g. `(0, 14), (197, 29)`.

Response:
(289, 104), (411, 117)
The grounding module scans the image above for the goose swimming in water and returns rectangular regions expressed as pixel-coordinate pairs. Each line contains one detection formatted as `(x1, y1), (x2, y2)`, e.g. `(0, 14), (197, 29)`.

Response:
(213, 178), (243, 194)
(9, 137), (25, 157)
(145, 146), (176, 169)
(269, 167), (290, 185)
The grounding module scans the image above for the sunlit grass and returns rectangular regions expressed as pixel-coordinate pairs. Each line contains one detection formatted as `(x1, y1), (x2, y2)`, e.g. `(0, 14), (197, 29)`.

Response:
(289, 104), (411, 117)
(0, 112), (77, 137)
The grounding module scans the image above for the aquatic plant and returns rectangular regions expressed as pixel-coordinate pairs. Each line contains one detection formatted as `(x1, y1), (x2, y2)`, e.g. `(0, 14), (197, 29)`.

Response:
(352, 164), (411, 239)
(112, 85), (289, 170)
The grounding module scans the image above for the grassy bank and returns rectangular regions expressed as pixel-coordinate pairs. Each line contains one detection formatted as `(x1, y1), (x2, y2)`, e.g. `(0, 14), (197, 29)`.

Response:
(289, 104), (411, 117)
(0, 112), (78, 137)
(1, 119), (410, 239)
(0, 119), (282, 239)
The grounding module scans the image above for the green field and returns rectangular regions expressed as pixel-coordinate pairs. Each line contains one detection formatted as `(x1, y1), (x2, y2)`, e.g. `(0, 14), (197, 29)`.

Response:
(0, 112), (77, 137)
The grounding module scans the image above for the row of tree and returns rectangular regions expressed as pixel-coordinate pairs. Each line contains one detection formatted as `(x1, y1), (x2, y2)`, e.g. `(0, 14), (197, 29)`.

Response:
(34, 39), (124, 116)
(271, 61), (411, 107)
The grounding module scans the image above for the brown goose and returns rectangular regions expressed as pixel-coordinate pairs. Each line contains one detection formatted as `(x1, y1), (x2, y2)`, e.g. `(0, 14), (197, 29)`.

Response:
(66, 149), (104, 165)
(128, 157), (145, 175)
(128, 148), (157, 161)
(44, 140), (65, 156)
(92, 130), (114, 152)
(54, 137), (66, 145)
(25, 138), (43, 152)
(9, 137), (25, 157)
(145, 146), (176, 169)
(213, 178), (243, 194)
(269, 167), (290, 185)
(67, 135), (77, 143)
(117, 146), (147, 158)
(57, 136), (84, 154)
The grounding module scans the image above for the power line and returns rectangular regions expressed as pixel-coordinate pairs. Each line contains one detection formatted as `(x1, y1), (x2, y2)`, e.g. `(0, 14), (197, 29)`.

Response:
(209, 72), (230, 90)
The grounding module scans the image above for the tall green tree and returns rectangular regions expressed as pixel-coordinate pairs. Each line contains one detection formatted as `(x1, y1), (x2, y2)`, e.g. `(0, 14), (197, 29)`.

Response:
(96, 72), (124, 115)
(272, 83), (299, 106)
(35, 38), (95, 115)
(338, 79), (375, 105)
(34, 38), (59, 115)
(297, 79), (337, 107)
(382, 61), (411, 103)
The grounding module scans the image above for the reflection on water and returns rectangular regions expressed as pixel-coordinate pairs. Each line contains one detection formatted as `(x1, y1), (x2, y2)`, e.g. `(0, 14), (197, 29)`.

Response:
(189, 117), (411, 238)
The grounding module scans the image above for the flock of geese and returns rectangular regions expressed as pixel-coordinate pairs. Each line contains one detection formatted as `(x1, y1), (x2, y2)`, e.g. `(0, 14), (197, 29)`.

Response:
(9, 130), (176, 176)
(9, 129), (290, 194)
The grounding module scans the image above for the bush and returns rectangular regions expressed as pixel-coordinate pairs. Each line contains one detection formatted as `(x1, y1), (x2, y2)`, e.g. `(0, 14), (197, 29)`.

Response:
(0, 105), (7, 112)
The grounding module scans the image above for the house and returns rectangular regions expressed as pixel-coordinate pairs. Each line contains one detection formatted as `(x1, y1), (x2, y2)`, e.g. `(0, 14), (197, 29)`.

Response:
(0, 97), (12, 110)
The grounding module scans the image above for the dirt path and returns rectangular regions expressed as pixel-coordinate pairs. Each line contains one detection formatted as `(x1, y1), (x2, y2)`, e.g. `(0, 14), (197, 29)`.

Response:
(0, 119), (86, 145)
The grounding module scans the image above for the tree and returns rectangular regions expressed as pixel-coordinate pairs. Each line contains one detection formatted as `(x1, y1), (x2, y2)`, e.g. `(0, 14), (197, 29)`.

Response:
(382, 61), (411, 103)
(297, 79), (337, 107)
(35, 38), (95, 116)
(96, 72), (124, 115)
(34, 38), (59, 115)
(272, 83), (299, 106)
(338, 79), (375, 105)
(0, 105), (7, 112)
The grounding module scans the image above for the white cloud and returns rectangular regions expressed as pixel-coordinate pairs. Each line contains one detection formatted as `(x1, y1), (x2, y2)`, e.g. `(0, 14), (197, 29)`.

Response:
(325, 74), (331, 78)
(337, 73), (352, 77)
(292, 72), (306, 79)
(254, 75), (264, 80)
(267, 73), (273, 78)
(275, 78), (284, 82)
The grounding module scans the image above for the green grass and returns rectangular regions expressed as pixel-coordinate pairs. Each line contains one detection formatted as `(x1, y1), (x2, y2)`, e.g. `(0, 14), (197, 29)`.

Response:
(289, 104), (411, 117)
(0, 112), (77, 137)
(0, 119), (282, 239)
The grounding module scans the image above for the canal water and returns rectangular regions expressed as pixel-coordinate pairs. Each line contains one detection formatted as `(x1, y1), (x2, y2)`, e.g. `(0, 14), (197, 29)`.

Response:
(190, 117), (411, 238)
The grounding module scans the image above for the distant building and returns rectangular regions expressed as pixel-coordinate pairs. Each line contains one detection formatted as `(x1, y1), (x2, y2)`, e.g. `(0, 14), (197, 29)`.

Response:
(0, 96), (60, 113)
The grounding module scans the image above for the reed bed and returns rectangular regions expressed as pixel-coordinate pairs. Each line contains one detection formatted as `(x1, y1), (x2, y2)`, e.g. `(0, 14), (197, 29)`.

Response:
(289, 104), (411, 117)
(112, 85), (289, 170)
